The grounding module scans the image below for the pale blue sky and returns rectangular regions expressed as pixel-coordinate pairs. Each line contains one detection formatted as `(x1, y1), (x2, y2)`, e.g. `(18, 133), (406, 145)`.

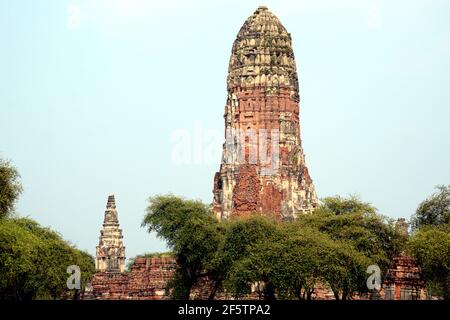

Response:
(1, 0), (449, 260)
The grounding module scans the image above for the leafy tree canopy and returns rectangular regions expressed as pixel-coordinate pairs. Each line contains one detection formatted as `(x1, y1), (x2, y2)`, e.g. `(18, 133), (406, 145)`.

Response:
(224, 225), (372, 300)
(411, 185), (450, 230)
(142, 195), (223, 299)
(321, 195), (376, 215)
(142, 194), (404, 300)
(0, 217), (95, 300)
(407, 186), (450, 299)
(0, 158), (23, 220)
(408, 226), (450, 299)
(294, 196), (404, 271)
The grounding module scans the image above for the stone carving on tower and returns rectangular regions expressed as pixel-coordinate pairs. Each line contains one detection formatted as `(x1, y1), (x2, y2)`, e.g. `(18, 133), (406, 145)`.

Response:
(213, 6), (318, 221)
(95, 195), (126, 273)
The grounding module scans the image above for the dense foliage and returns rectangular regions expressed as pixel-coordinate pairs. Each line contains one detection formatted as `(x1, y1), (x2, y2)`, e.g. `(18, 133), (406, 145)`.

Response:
(142, 195), (223, 299)
(408, 185), (450, 299)
(223, 222), (372, 300)
(0, 157), (95, 300)
(0, 217), (95, 300)
(0, 158), (23, 220)
(143, 194), (406, 300)
(411, 185), (449, 230)
(408, 226), (450, 299)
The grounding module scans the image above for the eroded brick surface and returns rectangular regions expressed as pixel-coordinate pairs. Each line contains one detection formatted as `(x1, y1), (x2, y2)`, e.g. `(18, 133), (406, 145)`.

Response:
(213, 6), (318, 220)
(381, 253), (426, 300)
(85, 257), (177, 300)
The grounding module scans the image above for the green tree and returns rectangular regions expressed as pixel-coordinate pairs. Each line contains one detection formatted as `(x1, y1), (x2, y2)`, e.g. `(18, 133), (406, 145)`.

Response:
(300, 196), (406, 271)
(142, 195), (223, 299)
(317, 237), (372, 300)
(411, 185), (450, 230)
(14, 218), (95, 299)
(408, 226), (450, 299)
(0, 218), (40, 299)
(212, 216), (280, 299)
(321, 195), (376, 215)
(294, 207), (403, 271)
(0, 218), (95, 300)
(141, 194), (404, 300)
(289, 196), (403, 298)
(223, 223), (372, 300)
(407, 186), (450, 299)
(285, 223), (374, 300)
(0, 158), (23, 220)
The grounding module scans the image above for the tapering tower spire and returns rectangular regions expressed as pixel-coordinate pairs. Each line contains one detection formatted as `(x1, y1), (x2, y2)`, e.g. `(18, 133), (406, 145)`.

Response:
(213, 6), (318, 220)
(95, 195), (126, 272)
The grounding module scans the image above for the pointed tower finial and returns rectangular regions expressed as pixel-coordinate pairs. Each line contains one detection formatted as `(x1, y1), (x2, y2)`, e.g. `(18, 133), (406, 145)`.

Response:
(103, 194), (119, 226)
(96, 194), (126, 273)
(107, 194), (116, 209)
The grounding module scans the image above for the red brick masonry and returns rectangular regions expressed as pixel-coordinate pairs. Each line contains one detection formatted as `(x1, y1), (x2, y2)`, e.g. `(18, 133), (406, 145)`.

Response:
(85, 257), (176, 300)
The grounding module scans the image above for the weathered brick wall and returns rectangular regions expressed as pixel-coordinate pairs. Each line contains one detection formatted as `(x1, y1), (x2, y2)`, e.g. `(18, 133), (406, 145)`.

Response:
(382, 253), (426, 300)
(85, 257), (259, 300)
(85, 257), (176, 300)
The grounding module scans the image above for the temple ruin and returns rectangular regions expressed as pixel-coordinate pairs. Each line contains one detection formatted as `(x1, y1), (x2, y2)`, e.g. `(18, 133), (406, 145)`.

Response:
(213, 6), (318, 220)
(85, 7), (426, 301)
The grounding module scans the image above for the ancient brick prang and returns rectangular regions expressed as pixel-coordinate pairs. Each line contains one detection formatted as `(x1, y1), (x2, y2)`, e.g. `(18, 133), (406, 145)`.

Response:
(213, 6), (318, 220)
(95, 195), (126, 273)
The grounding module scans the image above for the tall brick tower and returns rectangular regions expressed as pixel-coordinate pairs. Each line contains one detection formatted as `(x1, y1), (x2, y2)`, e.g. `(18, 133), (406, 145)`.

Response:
(95, 195), (126, 272)
(213, 6), (318, 220)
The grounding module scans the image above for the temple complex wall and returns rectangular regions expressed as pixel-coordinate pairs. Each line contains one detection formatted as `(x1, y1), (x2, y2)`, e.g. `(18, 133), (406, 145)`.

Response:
(85, 257), (176, 300)
(85, 254), (426, 300)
